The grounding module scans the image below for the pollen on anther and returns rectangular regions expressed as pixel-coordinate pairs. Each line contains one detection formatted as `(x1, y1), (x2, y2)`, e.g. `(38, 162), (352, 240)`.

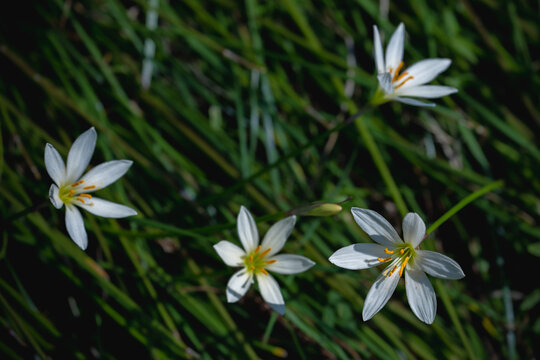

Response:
(399, 256), (410, 277)
(260, 268), (269, 276)
(80, 194), (92, 199)
(378, 257), (391, 262)
(254, 245), (261, 253)
(384, 248), (394, 254)
(68, 189), (75, 197)
(71, 180), (85, 187)
(394, 76), (414, 90)
(76, 197), (85, 204)
(259, 248), (271, 258)
(391, 62), (404, 81)
(400, 249), (405, 254)
(266, 259), (277, 265)
(83, 185), (96, 190)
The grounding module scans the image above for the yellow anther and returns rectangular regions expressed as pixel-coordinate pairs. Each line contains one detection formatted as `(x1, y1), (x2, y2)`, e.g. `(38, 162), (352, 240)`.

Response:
(68, 189), (75, 197)
(394, 70), (409, 83)
(400, 249), (405, 254)
(249, 254), (253, 263)
(394, 76), (414, 89)
(392, 61), (404, 81)
(387, 266), (397, 277)
(254, 245), (261, 253)
(260, 268), (269, 276)
(378, 257), (391, 262)
(76, 197), (85, 204)
(80, 194), (92, 199)
(266, 259), (277, 265)
(399, 256), (410, 277)
(83, 185), (96, 190)
(71, 180), (85, 187)
(259, 248), (271, 258)
(384, 248), (394, 254)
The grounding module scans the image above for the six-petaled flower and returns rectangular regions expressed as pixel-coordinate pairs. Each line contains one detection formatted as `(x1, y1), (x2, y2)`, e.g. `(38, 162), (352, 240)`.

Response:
(372, 23), (458, 107)
(45, 127), (137, 250)
(214, 206), (315, 314)
(329, 208), (464, 324)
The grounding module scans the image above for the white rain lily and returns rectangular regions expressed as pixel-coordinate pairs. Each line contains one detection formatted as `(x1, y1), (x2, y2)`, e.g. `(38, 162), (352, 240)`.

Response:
(329, 208), (464, 324)
(372, 23), (458, 107)
(45, 127), (137, 250)
(214, 206), (315, 314)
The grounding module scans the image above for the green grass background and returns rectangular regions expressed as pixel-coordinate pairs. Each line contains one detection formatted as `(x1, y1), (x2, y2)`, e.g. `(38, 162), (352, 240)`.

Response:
(0, 0), (538, 358)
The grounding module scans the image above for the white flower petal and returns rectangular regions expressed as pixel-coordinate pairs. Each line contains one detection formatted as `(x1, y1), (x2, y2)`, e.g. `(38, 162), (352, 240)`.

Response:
(237, 206), (259, 253)
(416, 250), (465, 279)
(66, 127), (97, 184)
(65, 205), (87, 250)
(44, 143), (66, 186)
(226, 269), (253, 303)
(377, 73), (394, 94)
(385, 23), (405, 73)
(393, 97), (436, 107)
(256, 273), (285, 315)
(266, 254), (315, 274)
(403, 213), (426, 247)
(351, 208), (402, 247)
(395, 85), (458, 99)
(399, 58), (452, 89)
(76, 197), (137, 218)
(214, 240), (246, 267)
(329, 243), (388, 270)
(48, 184), (63, 209)
(362, 266), (401, 321)
(261, 216), (296, 257)
(405, 265), (436, 324)
(373, 25), (385, 74)
(79, 160), (133, 192)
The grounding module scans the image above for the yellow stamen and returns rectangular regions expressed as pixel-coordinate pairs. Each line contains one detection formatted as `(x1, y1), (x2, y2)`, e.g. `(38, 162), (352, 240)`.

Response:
(391, 61), (404, 81)
(395, 71), (410, 83)
(259, 248), (271, 258)
(260, 268), (269, 276)
(71, 180), (85, 187)
(83, 185), (96, 190)
(400, 249), (405, 254)
(399, 256), (410, 277)
(388, 66), (393, 74)
(76, 197), (85, 204)
(393, 76), (414, 90)
(266, 259), (277, 265)
(378, 257), (392, 262)
(68, 189), (75, 197)
(249, 254), (253, 263)
(79, 194), (92, 199)
(387, 266), (397, 277)
(254, 245), (261, 253)
(384, 248), (394, 254)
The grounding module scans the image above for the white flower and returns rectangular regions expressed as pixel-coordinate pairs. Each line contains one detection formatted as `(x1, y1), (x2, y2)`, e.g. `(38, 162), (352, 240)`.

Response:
(213, 206), (315, 314)
(45, 127), (137, 250)
(372, 23), (458, 107)
(329, 208), (464, 324)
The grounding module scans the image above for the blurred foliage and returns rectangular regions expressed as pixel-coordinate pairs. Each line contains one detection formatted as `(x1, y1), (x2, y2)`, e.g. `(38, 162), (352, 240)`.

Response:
(0, 0), (538, 359)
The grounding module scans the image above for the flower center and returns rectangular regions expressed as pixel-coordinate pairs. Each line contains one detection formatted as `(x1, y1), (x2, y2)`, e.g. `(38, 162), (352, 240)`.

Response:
(58, 180), (95, 206)
(389, 61), (414, 90)
(377, 243), (417, 278)
(243, 245), (276, 276)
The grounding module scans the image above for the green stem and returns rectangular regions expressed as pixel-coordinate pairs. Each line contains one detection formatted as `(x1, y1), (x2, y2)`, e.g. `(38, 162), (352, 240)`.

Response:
(354, 116), (408, 216)
(426, 180), (503, 234)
